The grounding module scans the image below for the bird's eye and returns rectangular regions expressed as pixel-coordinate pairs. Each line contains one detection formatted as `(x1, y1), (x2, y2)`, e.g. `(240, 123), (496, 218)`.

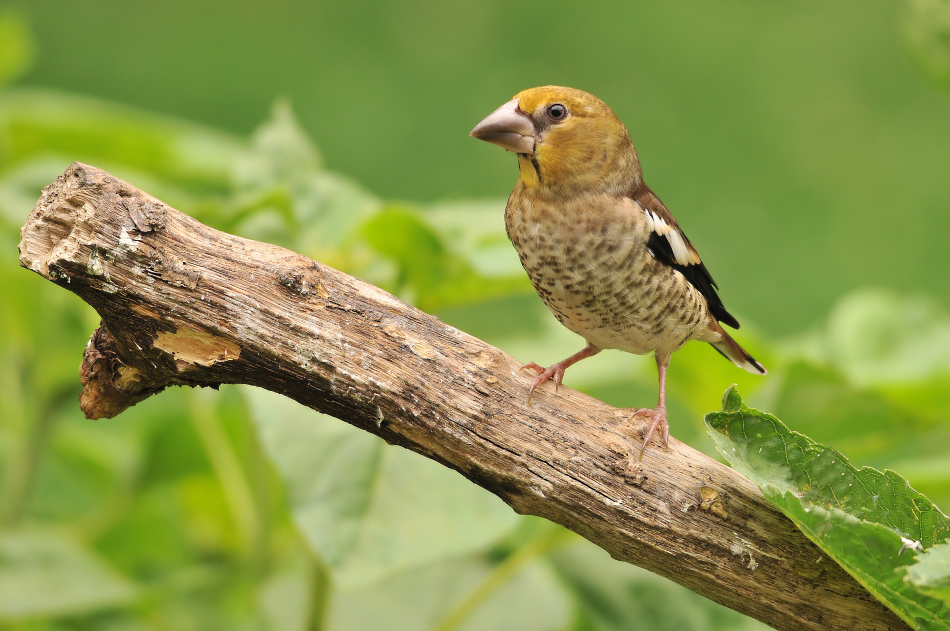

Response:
(546, 103), (568, 122)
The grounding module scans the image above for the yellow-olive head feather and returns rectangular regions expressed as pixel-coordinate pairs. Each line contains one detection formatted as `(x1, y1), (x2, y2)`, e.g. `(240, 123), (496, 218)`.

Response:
(513, 86), (642, 195)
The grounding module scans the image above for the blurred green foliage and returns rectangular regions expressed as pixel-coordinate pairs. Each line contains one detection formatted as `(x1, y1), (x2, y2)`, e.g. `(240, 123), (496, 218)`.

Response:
(9, 0), (950, 336)
(1, 2), (949, 629)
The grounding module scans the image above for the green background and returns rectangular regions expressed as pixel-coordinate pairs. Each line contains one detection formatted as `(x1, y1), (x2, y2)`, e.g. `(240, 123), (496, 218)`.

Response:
(1, 1), (949, 629)
(15, 0), (950, 334)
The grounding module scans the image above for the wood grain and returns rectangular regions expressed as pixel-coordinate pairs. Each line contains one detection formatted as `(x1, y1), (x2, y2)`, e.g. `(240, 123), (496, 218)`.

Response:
(17, 163), (908, 631)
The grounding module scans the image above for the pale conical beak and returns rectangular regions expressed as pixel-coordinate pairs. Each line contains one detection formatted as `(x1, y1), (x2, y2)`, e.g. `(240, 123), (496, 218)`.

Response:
(470, 99), (536, 154)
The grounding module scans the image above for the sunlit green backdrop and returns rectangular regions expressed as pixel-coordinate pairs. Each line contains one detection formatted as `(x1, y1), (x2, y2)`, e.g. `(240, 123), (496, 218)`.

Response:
(1, 1), (949, 629)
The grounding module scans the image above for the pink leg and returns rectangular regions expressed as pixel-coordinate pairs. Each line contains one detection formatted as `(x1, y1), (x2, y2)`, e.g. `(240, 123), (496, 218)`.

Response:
(633, 352), (670, 460)
(520, 342), (600, 404)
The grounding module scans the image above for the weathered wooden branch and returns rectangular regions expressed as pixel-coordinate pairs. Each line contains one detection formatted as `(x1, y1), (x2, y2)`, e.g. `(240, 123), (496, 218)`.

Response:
(17, 163), (906, 631)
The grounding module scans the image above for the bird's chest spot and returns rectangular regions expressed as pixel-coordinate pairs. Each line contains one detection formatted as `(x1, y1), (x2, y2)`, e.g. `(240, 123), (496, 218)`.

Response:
(514, 220), (585, 282)
(515, 221), (638, 314)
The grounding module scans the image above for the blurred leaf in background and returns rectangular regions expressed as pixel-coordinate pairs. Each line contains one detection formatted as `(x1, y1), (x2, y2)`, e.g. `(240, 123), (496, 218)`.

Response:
(0, 531), (136, 620)
(903, 0), (950, 86)
(245, 388), (519, 588)
(0, 9), (33, 90)
(1, 1), (949, 629)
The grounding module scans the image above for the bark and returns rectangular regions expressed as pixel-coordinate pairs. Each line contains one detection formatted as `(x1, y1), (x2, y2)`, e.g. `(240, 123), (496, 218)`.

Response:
(17, 163), (908, 631)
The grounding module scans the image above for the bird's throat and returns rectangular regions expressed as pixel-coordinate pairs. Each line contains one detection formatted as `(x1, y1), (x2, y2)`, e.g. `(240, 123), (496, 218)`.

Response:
(517, 154), (542, 188)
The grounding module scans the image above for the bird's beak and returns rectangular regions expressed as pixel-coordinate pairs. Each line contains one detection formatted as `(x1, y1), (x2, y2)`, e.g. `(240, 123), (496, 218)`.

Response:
(470, 99), (536, 154)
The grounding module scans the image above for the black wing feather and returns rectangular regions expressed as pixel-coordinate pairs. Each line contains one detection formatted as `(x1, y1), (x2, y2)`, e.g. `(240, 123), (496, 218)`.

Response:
(631, 182), (740, 329)
(646, 230), (740, 329)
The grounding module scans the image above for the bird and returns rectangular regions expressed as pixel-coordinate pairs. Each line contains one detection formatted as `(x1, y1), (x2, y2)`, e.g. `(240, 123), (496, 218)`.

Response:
(470, 86), (766, 458)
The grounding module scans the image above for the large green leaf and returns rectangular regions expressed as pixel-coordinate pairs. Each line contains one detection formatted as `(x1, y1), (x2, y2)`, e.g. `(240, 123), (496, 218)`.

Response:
(761, 356), (950, 511)
(243, 387), (519, 587)
(705, 386), (950, 628)
(0, 531), (136, 620)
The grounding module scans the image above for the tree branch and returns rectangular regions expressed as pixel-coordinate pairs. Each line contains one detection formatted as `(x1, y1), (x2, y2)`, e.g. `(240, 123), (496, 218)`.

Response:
(17, 163), (907, 631)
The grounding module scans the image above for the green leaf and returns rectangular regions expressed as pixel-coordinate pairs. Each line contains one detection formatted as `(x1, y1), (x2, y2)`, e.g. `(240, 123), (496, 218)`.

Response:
(790, 289), (950, 388)
(0, 88), (241, 195)
(0, 10), (34, 89)
(230, 100), (380, 253)
(234, 99), (323, 186)
(0, 531), (136, 621)
(329, 553), (568, 631)
(907, 541), (950, 604)
(548, 539), (770, 631)
(769, 291), (950, 509)
(243, 387), (519, 587)
(422, 200), (524, 279)
(706, 386), (950, 628)
(257, 554), (312, 631)
(360, 206), (527, 311)
(361, 206), (448, 294)
(763, 356), (950, 510)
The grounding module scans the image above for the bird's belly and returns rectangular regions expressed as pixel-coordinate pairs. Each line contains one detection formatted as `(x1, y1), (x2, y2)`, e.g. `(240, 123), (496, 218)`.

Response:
(512, 219), (708, 355)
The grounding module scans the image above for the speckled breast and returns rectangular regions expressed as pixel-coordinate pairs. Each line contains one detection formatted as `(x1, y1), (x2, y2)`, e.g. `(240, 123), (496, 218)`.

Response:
(504, 189), (709, 355)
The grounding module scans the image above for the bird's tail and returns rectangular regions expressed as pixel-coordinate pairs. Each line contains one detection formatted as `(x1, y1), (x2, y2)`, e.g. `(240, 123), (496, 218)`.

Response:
(709, 325), (767, 375)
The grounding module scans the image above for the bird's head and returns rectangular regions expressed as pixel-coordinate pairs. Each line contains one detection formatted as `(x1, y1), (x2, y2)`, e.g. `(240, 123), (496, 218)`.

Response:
(470, 86), (641, 195)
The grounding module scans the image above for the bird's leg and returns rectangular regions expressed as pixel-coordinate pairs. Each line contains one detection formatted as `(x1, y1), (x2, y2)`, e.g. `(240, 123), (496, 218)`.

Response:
(633, 351), (671, 460)
(520, 342), (601, 404)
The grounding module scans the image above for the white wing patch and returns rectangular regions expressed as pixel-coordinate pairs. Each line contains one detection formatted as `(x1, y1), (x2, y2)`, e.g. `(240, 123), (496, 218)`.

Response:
(643, 208), (701, 266)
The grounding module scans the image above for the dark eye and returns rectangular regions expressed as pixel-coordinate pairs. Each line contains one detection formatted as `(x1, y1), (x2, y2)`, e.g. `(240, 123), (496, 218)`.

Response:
(546, 103), (568, 122)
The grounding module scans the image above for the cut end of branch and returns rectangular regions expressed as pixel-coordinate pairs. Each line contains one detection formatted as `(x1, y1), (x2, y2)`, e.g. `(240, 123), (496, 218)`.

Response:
(79, 326), (164, 419)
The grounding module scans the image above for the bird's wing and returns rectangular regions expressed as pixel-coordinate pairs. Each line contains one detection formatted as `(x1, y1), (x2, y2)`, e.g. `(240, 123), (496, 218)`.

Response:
(630, 183), (740, 329)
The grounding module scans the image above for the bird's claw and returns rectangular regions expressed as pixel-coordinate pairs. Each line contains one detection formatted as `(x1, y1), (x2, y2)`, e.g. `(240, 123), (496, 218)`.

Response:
(518, 362), (545, 376)
(521, 362), (565, 405)
(631, 406), (669, 460)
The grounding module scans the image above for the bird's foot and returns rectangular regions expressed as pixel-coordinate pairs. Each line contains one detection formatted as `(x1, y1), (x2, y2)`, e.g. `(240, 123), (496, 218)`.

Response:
(519, 362), (566, 405)
(631, 405), (669, 460)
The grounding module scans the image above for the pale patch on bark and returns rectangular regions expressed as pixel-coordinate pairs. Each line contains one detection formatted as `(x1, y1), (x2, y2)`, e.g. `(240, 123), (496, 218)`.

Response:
(154, 326), (241, 367)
